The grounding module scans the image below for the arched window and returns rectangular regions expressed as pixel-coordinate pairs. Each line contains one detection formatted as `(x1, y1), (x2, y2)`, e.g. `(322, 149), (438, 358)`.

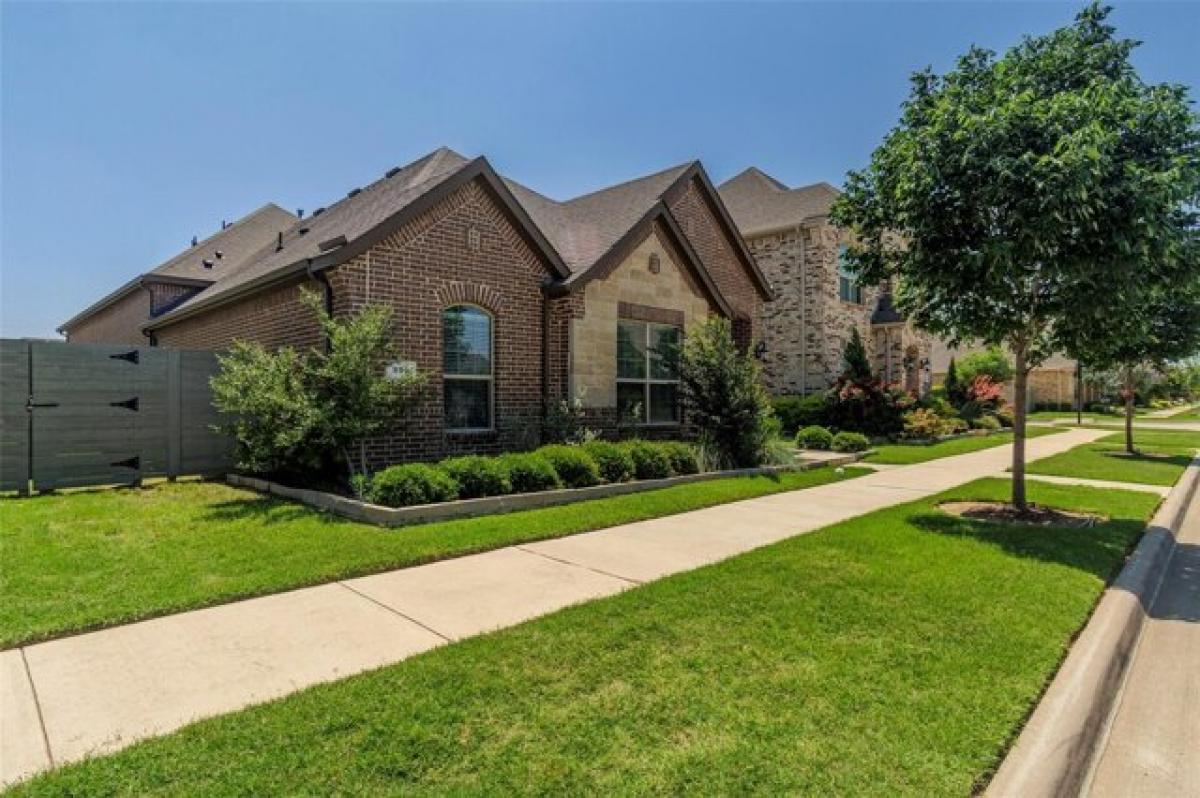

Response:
(442, 305), (493, 431)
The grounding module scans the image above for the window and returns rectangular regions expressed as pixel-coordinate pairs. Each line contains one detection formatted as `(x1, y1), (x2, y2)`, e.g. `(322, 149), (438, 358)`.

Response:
(442, 305), (493, 431)
(837, 245), (862, 304)
(616, 319), (681, 424)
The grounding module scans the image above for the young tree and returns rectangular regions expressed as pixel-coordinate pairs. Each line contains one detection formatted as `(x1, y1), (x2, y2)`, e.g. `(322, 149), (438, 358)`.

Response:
(830, 4), (1200, 510)
(1064, 277), (1200, 453)
(212, 290), (427, 492)
(680, 317), (775, 469)
(943, 357), (963, 406)
(842, 327), (874, 381)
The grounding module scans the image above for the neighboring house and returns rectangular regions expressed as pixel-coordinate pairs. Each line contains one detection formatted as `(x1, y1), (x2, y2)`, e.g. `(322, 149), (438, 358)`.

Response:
(717, 168), (933, 396)
(58, 205), (297, 344)
(67, 148), (770, 465)
(930, 342), (1096, 408)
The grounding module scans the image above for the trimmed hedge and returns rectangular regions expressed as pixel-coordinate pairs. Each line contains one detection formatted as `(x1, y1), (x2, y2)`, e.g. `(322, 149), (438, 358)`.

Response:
(369, 464), (460, 508)
(831, 431), (870, 453)
(796, 425), (834, 450)
(535, 444), (602, 488)
(623, 440), (673, 480)
(583, 440), (635, 483)
(659, 441), (700, 476)
(497, 453), (561, 493)
(439, 455), (512, 498)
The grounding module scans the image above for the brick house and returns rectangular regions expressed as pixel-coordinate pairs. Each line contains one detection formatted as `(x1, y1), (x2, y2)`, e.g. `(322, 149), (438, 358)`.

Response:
(63, 148), (770, 466)
(58, 204), (297, 344)
(717, 168), (933, 396)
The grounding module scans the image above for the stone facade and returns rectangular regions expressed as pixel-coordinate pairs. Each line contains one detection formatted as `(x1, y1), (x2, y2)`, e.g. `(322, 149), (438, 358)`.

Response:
(748, 219), (931, 396)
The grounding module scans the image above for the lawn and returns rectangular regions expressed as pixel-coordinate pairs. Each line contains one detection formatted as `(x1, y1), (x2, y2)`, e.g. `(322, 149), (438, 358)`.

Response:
(12, 478), (1157, 796)
(1026, 429), (1200, 486)
(0, 467), (866, 649)
(864, 426), (1063, 465)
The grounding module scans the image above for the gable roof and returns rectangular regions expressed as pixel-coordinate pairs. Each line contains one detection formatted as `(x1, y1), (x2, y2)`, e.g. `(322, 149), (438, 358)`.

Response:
(145, 148), (770, 330)
(717, 167), (841, 236)
(58, 203), (295, 333)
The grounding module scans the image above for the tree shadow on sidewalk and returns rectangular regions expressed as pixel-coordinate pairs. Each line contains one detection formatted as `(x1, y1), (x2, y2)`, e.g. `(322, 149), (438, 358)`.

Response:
(1147, 540), (1200, 623)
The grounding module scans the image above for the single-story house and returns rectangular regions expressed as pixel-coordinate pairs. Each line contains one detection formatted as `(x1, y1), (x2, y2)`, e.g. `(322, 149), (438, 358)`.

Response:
(63, 148), (772, 465)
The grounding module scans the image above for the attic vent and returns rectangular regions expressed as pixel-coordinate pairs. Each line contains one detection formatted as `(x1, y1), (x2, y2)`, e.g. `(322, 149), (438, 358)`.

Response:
(467, 227), (481, 252)
(275, 231), (283, 252)
(648, 253), (661, 274)
(202, 259), (214, 269)
(298, 226), (310, 235)
(312, 207), (326, 217)
(347, 188), (362, 198)
(385, 166), (401, 178)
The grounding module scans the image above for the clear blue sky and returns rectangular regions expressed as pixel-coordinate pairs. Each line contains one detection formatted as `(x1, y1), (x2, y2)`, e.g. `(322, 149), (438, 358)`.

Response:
(2, 1), (1196, 338)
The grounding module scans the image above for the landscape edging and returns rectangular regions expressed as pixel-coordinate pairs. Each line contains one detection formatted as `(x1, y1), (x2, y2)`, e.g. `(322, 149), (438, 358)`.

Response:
(985, 454), (1200, 798)
(227, 454), (866, 528)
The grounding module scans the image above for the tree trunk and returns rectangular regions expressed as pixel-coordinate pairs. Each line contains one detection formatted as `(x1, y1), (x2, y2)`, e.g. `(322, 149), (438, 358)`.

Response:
(1011, 346), (1029, 512)
(1124, 367), (1136, 454)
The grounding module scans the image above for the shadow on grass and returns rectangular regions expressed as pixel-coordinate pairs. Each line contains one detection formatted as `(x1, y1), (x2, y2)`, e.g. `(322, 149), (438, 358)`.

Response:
(200, 496), (346, 526)
(1099, 450), (1195, 469)
(910, 510), (1144, 583)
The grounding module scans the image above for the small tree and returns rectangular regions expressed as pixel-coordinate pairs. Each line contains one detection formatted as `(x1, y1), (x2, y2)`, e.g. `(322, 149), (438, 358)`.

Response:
(830, 4), (1200, 510)
(212, 290), (427, 492)
(943, 357), (963, 406)
(680, 317), (775, 469)
(957, 346), (1014, 386)
(842, 327), (873, 381)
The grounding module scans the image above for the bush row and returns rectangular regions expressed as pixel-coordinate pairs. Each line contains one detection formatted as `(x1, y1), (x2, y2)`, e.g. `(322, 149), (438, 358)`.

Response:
(794, 426), (870, 453)
(364, 440), (703, 508)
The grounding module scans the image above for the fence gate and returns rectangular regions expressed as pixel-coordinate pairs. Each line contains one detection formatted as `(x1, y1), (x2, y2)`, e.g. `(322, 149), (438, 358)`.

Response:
(0, 340), (233, 494)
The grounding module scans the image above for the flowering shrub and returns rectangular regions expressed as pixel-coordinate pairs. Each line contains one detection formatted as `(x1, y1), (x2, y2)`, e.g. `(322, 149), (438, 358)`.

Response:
(824, 376), (913, 436)
(902, 408), (949, 439)
(966, 374), (1005, 410)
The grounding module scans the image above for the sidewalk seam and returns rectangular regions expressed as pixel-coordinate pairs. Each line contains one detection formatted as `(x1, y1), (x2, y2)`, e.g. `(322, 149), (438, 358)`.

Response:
(20, 647), (54, 769)
(334, 582), (452, 643)
(514, 546), (643, 586)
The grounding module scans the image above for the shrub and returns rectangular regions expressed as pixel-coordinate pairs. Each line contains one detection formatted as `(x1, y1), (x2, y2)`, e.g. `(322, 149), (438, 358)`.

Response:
(582, 440), (635, 483)
(944, 417), (970, 434)
(902, 408), (946, 439)
(368, 464), (460, 507)
(831, 431), (871, 453)
(680, 317), (776, 468)
(995, 407), (1014, 428)
(535, 444), (601, 488)
(659, 441), (701, 475)
(824, 376), (912, 436)
(842, 327), (874, 381)
(922, 394), (959, 419)
(795, 425), (834, 450)
(943, 357), (966, 406)
(957, 346), (1014, 385)
(622, 440), (674, 480)
(965, 374), (1005, 410)
(497, 453), (560, 494)
(773, 394), (827, 435)
(438, 456), (512, 498)
(971, 414), (1002, 431)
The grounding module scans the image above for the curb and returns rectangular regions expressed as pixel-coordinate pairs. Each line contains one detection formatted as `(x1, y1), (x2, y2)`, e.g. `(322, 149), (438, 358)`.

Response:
(985, 455), (1200, 798)
(227, 453), (866, 528)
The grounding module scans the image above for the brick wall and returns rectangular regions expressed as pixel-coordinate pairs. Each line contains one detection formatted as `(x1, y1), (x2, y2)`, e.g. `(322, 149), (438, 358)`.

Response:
(62, 288), (152, 345)
(324, 177), (555, 466)
(153, 278), (324, 352)
(668, 178), (764, 345)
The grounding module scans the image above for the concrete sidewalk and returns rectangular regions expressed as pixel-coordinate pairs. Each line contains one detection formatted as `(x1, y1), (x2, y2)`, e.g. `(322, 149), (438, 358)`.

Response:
(1087, 477), (1200, 797)
(0, 427), (1106, 786)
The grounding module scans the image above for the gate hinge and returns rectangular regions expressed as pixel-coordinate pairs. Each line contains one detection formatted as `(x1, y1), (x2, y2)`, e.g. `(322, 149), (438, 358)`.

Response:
(109, 350), (140, 364)
(110, 456), (140, 470)
(110, 397), (139, 412)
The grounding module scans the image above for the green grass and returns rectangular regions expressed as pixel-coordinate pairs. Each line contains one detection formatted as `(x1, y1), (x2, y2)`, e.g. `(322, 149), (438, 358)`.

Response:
(0, 468), (866, 649)
(1026, 429), (1200, 486)
(13, 479), (1158, 796)
(1166, 405), (1200, 420)
(864, 426), (1063, 465)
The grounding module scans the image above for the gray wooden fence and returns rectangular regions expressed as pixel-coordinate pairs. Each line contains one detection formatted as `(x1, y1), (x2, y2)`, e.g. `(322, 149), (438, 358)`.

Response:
(0, 340), (233, 493)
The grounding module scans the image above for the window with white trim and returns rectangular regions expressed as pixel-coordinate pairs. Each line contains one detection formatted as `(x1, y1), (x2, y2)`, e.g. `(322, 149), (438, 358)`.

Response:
(616, 319), (681, 424)
(837, 244), (862, 304)
(442, 305), (493, 431)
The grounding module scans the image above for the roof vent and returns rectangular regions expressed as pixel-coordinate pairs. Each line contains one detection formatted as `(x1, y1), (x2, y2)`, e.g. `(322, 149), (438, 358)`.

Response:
(313, 207), (326, 217)
(385, 166), (401, 178)
(191, 236), (198, 247)
(275, 231), (283, 252)
(318, 235), (348, 252)
(297, 208), (304, 219)
(221, 220), (228, 230)
(347, 188), (362, 198)
(215, 250), (224, 259)
(202, 259), (214, 269)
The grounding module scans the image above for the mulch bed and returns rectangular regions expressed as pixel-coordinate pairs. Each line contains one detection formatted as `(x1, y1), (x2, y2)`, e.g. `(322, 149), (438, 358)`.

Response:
(939, 501), (1104, 528)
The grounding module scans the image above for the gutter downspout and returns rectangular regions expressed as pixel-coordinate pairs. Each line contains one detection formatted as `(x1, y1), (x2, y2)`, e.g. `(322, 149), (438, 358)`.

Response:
(308, 261), (334, 353)
(140, 281), (158, 347)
